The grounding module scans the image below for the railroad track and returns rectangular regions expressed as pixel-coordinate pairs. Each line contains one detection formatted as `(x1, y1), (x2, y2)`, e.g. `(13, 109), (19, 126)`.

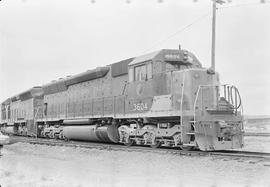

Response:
(7, 135), (270, 160)
(244, 132), (270, 137)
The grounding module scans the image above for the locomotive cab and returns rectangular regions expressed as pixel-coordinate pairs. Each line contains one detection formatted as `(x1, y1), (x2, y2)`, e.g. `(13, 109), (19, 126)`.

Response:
(126, 49), (201, 102)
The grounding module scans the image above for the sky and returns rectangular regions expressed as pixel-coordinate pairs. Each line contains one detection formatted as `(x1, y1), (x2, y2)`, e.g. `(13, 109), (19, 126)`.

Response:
(0, 0), (269, 115)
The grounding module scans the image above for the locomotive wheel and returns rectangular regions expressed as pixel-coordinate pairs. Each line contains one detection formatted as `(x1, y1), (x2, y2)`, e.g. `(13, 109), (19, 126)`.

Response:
(124, 137), (135, 146)
(150, 139), (161, 149)
(53, 133), (58, 139)
(44, 133), (49, 138)
(40, 131), (45, 137)
(49, 131), (54, 139)
(180, 145), (194, 151)
(58, 131), (64, 139)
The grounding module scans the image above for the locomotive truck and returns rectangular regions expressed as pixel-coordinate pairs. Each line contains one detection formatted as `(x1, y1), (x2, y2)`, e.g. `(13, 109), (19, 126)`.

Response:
(0, 48), (244, 151)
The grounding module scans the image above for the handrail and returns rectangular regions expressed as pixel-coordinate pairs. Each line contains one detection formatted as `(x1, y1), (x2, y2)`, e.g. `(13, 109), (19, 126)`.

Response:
(229, 86), (242, 110)
(193, 84), (242, 118)
(193, 85), (202, 124)
(180, 71), (187, 126)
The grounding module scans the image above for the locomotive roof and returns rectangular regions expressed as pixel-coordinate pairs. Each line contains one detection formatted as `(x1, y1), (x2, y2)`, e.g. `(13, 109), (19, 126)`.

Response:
(17, 87), (43, 101)
(43, 66), (110, 95)
(41, 48), (200, 96)
(1, 87), (43, 104)
(110, 57), (134, 77)
(18, 87), (43, 101)
(1, 98), (11, 105)
(128, 50), (162, 66)
(129, 49), (202, 67)
(65, 66), (110, 86)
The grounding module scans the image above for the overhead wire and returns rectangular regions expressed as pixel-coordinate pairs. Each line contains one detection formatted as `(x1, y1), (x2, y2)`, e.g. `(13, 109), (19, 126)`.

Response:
(139, 12), (211, 54)
(218, 1), (270, 9)
(139, 0), (269, 54)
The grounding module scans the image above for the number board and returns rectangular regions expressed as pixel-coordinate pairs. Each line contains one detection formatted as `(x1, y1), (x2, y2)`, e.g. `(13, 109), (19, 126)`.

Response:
(127, 98), (153, 113)
(164, 54), (182, 61)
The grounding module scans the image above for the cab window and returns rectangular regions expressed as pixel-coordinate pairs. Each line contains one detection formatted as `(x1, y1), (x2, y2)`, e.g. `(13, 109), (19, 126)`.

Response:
(129, 68), (134, 82)
(129, 62), (153, 82)
(135, 65), (147, 81)
(147, 63), (152, 79)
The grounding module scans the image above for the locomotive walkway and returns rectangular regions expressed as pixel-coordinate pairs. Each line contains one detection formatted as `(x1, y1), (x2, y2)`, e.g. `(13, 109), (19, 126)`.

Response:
(7, 135), (270, 161)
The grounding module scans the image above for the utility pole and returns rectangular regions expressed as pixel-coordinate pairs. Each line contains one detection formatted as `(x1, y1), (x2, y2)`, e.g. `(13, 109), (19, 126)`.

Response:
(211, 0), (225, 72)
(211, 0), (217, 71)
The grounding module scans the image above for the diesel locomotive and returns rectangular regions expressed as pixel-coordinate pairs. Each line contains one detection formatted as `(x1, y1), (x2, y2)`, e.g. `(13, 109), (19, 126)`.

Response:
(0, 48), (244, 151)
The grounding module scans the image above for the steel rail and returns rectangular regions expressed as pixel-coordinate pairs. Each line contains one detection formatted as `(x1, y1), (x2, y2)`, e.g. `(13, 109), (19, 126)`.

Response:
(6, 135), (270, 160)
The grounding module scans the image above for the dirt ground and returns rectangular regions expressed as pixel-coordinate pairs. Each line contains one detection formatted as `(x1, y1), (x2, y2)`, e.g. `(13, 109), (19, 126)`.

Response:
(240, 136), (270, 153)
(0, 136), (270, 187)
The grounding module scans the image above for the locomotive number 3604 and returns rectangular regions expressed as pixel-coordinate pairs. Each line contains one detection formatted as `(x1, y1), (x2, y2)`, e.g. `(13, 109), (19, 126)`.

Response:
(133, 103), (148, 111)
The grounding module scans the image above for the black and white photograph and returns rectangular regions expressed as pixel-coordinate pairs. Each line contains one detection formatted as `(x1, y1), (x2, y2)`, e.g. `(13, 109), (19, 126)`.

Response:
(0, 0), (270, 186)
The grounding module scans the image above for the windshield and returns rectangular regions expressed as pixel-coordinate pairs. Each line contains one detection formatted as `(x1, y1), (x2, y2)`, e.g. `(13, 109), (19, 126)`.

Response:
(166, 62), (192, 72)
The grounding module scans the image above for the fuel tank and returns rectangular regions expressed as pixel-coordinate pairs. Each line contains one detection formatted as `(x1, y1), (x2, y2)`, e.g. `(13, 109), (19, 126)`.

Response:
(63, 124), (119, 143)
(63, 119), (93, 125)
